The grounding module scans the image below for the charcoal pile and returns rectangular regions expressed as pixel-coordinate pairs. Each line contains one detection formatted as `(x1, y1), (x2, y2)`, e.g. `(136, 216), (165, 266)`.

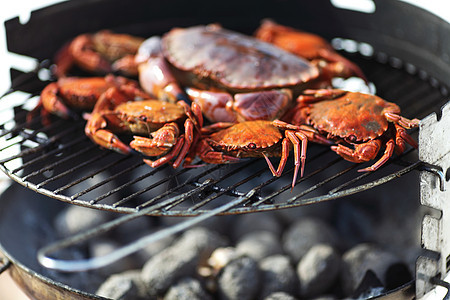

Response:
(49, 198), (418, 300)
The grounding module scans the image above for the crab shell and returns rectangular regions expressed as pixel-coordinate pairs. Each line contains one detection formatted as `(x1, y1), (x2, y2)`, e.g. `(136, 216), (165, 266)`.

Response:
(161, 24), (319, 94)
(307, 92), (401, 142)
(106, 100), (187, 134)
(91, 30), (144, 63)
(53, 76), (120, 111)
(205, 121), (283, 158)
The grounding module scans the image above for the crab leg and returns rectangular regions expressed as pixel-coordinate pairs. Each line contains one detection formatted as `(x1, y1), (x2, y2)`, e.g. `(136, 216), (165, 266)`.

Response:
(264, 130), (308, 190)
(263, 138), (289, 178)
(172, 102), (203, 168)
(268, 120), (309, 188)
(296, 89), (347, 104)
(314, 48), (368, 82)
(172, 119), (195, 169)
(27, 99), (53, 127)
(385, 112), (420, 129)
(143, 137), (185, 168)
(195, 139), (241, 164)
(290, 131), (308, 183)
(358, 139), (395, 172)
(201, 122), (236, 134)
(330, 138), (396, 172)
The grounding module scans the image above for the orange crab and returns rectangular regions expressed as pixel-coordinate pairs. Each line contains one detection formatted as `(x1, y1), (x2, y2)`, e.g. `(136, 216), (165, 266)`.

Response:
(285, 89), (419, 171)
(254, 19), (367, 84)
(186, 120), (326, 188)
(29, 75), (147, 125)
(54, 30), (144, 78)
(85, 87), (202, 168)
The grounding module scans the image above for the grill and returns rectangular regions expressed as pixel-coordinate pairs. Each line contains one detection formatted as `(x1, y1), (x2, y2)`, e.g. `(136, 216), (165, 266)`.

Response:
(1, 52), (442, 215)
(1, 0), (450, 298)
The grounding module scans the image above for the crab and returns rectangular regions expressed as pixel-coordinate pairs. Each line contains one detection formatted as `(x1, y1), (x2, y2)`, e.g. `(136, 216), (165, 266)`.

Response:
(54, 30), (144, 78)
(254, 19), (367, 84)
(29, 75), (148, 125)
(285, 89), (420, 171)
(137, 24), (324, 123)
(85, 87), (202, 168)
(186, 120), (326, 188)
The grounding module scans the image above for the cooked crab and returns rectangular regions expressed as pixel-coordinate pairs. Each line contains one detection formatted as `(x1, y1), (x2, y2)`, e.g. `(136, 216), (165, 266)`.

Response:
(29, 75), (147, 125)
(285, 89), (420, 171)
(85, 87), (202, 168)
(138, 24), (323, 123)
(186, 120), (324, 188)
(54, 30), (144, 77)
(254, 19), (367, 84)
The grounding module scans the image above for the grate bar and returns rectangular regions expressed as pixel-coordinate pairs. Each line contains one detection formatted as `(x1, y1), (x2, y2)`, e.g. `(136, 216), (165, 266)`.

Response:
(21, 144), (97, 181)
(0, 135), (23, 154)
(0, 118), (66, 154)
(66, 157), (143, 198)
(0, 110), (44, 139)
(288, 161), (421, 207)
(254, 156), (343, 207)
(1, 123), (84, 166)
(36, 151), (112, 189)
(287, 162), (357, 204)
(136, 163), (225, 210)
(160, 160), (262, 212)
(91, 164), (172, 205)
(328, 147), (416, 194)
(176, 160), (264, 212)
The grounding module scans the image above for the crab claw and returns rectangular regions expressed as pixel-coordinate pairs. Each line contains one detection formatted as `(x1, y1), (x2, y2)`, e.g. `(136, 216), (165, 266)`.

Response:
(39, 82), (80, 120)
(85, 112), (132, 154)
(68, 34), (113, 75)
(186, 87), (293, 123)
(138, 57), (185, 102)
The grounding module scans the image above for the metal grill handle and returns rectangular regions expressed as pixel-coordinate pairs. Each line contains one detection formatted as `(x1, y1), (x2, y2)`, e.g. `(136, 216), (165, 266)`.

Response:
(37, 191), (251, 272)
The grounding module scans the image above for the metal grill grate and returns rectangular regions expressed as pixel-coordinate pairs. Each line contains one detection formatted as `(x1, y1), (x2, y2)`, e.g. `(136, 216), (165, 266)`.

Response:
(0, 48), (448, 217)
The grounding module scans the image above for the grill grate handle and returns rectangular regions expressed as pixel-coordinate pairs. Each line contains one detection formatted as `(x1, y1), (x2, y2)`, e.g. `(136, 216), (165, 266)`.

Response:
(37, 190), (253, 272)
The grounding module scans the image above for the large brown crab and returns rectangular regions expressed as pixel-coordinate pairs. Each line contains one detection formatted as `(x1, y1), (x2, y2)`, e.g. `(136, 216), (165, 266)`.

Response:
(85, 87), (202, 168)
(54, 30), (144, 78)
(29, 75), (147, 125)
(185, 120), (324, 188)
(138, 24), (322, 123)
(285, 89), (420, 171)
(254, 20), (367, 83)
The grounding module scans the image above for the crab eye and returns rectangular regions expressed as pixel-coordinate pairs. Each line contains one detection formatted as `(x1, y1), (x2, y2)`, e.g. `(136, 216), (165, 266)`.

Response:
(247, 142), (257, 149)
(348, 134), (357, 142)
(139, 115), (148, 122)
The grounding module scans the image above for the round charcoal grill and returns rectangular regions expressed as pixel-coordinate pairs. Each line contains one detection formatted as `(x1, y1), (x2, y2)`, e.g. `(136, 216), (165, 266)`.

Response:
(0, 0), (450, 298)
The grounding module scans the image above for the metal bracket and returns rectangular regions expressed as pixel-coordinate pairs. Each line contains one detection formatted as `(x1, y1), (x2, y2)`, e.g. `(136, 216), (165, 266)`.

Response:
(417, 102), (450, 298)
